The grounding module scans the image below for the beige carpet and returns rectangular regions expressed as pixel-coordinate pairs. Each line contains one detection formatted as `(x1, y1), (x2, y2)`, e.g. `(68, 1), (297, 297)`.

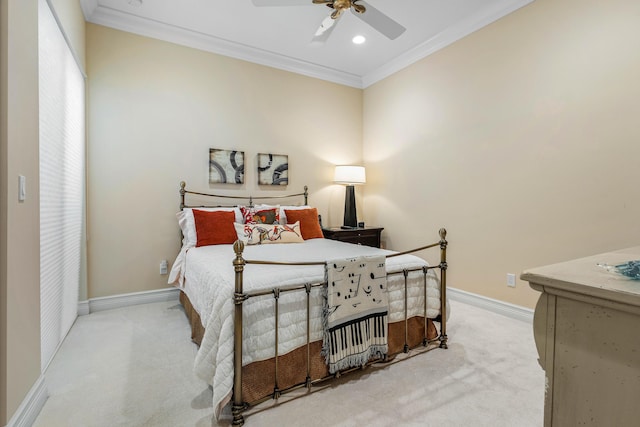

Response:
(33, 299), (544, 426)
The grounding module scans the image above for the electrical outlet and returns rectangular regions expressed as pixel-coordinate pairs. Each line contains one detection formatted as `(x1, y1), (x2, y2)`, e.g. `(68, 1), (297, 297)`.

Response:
(507, 273), (516, 288)
(160, 260), (168, 275)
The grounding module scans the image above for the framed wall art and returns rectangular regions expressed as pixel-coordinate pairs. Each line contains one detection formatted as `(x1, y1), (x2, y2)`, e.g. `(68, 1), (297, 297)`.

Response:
(257, 153), (288, 186)
(209, 148), (244, 184)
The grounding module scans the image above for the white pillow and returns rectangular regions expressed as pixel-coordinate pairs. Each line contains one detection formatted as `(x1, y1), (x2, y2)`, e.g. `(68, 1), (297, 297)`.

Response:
(177, 207), (242, 248)
(278, 205), (311, 225)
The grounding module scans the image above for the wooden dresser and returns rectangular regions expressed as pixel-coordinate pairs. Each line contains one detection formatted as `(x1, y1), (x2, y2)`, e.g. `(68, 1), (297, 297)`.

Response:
(521, 247), (640, 426)
(321, 227), (383, 248)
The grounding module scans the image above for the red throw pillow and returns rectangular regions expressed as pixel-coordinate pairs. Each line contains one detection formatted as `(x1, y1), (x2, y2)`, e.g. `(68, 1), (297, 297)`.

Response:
(192, 209), (237, 246)
(284, 208), (324, 240)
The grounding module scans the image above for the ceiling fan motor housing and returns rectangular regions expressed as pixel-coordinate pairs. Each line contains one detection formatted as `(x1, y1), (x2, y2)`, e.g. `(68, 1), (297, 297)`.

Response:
(263, 0), (404, 42)
(325, 0), (366, 14)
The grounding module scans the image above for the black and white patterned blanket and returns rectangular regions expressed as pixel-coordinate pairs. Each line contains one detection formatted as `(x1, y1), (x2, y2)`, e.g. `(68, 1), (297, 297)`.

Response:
(323, 255), (388, 374)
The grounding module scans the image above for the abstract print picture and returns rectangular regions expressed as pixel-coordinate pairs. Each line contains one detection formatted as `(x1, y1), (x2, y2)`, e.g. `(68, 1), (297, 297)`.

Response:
(209, 149), (244, 184)
(258, 153), (288, 186)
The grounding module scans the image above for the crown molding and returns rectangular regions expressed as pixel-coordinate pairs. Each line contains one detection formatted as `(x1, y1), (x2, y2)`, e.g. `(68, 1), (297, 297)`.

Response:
(82, 3), (364, 88)
(79, 0), (98, 19)
(362, 0), (535, 87)
(81, 0), (534, 89)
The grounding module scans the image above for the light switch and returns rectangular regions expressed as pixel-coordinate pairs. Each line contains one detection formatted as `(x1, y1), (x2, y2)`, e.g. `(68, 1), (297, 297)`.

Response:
(18, 175), (26, 201)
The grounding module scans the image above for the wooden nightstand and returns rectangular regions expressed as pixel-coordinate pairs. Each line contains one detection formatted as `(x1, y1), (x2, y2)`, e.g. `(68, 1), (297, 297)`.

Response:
(322, 227), (384, 248)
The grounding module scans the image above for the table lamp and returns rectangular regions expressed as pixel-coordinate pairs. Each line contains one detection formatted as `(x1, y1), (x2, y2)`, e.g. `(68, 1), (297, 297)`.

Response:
(334, 165), (366, 228)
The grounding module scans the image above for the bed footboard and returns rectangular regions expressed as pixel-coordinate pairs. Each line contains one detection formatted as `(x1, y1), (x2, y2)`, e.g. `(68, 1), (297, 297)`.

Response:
(230, 229), (449, 426)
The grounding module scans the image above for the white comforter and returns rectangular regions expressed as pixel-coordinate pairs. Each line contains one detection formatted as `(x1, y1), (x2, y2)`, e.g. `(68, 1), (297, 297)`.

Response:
(170, 239), (443, 420)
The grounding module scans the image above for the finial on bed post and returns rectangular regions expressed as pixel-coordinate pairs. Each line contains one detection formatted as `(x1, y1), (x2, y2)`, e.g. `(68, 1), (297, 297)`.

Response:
(179, 181), (186, 210)
(438, 228), (448, 349)
(304, 185), (308, 205)
(232, 239), (246, 426)
(233, 240), (245, 261)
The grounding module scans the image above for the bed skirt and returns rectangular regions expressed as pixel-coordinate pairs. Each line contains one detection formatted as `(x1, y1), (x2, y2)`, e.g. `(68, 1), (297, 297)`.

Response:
(180, 290), (438, 404)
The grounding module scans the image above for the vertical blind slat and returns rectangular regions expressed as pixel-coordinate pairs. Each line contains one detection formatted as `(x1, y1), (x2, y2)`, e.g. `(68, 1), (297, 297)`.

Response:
(38, 0), (85, 372)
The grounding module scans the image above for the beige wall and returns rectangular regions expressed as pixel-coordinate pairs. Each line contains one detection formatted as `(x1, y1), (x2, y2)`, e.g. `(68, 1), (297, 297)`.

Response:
(363, 0), (640, 308)
(85, 24), (362, 298)
(0, 0), (85, 423)
(1, 0), (41, 423)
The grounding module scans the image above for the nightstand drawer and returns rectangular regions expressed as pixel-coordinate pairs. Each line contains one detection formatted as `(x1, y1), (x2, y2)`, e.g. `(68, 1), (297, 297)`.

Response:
(322, 227), (384, 248)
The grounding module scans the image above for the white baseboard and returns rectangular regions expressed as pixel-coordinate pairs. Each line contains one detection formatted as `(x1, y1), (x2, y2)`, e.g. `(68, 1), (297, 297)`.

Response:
(6, 375), (48, 427)
(76, 286), (531, 325)
(77, 299), (90, 316)
(77, 286), (532, 323)
(77, 287), (180, 315)
(448, 287), (533, 323)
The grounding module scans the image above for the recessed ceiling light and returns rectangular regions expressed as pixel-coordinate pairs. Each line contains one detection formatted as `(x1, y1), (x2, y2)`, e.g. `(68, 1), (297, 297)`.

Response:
(352, 35), (366, 45)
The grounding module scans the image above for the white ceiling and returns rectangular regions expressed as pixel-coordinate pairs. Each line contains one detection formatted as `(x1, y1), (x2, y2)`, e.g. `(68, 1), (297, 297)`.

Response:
(81, 0), (533, 88)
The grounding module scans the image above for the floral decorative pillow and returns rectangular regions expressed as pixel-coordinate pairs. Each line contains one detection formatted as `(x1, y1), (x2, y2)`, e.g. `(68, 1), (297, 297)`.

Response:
(240, 205), (280, 224)
(234, 221), (303, 245)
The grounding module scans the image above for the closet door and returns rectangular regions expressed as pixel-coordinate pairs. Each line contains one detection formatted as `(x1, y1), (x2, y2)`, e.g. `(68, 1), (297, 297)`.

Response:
(38, 0), (86, 371)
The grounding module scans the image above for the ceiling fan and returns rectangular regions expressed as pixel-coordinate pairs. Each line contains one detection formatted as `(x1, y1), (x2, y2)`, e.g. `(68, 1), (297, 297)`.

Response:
(251, 0), (406, 44)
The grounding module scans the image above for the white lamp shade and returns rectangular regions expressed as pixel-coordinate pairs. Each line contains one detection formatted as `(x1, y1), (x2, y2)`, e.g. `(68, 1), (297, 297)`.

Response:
(334, 165), (366, 185)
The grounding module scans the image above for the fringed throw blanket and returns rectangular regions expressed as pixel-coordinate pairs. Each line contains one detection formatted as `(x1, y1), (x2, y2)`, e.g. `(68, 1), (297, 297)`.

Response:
(323, 255), (388, 374)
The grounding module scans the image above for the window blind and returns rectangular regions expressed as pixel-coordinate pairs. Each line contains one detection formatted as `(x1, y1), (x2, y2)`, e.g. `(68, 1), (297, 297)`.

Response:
(38, 0), (85, 372)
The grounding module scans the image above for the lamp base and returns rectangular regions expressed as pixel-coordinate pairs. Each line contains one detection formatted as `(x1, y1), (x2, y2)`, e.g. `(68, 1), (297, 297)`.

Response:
(343, 185), (357, 228)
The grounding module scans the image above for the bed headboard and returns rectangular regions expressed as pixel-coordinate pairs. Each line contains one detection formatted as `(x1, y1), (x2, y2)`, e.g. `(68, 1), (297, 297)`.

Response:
(179, 181), (308, 210)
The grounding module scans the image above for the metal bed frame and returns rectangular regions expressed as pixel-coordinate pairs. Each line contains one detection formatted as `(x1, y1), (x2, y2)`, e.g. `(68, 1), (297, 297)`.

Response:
(178, 182), (448, 426)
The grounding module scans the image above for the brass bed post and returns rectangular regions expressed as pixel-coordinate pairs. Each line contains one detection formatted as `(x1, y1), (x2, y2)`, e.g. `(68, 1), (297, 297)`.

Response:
(179, 181), (186, 210)
(422, 265), (429, 346)
(273, 288), (281, 399)
(232, 241), (247, 426)
(305, 282), (312, 389)
(438, 228), (448, 349)
(402, 269), (409, 353)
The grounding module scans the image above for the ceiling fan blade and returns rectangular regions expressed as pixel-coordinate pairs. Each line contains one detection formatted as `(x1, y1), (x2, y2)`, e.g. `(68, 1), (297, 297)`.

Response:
(311, 14), (341, 45)
(353, 1), (406, 40)
(251, 0), (310, 6)
(352, 3), (365, 14)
